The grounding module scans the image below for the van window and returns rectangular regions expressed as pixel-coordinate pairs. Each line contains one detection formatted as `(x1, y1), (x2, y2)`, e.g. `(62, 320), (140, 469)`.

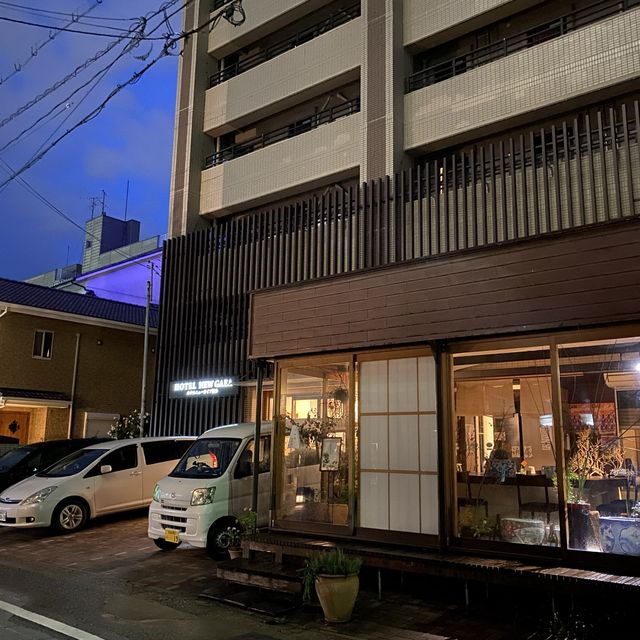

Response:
(234, 436), (271, 479)
(142, 440), (192, 465)
(100, 445), (138, 472)
(171, 438), (240, 478)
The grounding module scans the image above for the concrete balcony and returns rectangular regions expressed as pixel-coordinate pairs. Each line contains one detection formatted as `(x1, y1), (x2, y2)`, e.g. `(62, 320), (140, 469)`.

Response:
(204, 17), (361, 136)
(404, 0), (543, 49)
(208, 0), (328, 58)
(199, 112), (362, 217)
(405, 7), (640, 152)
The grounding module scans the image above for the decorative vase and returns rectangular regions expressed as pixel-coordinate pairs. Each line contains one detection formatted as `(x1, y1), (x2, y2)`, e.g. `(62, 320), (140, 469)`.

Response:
(228, 547), (243, 560)
(315, 573), (359, 623)
(567, 502), (602, 551)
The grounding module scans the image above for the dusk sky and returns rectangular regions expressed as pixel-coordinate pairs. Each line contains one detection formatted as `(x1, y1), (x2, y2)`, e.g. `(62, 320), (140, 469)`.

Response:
(0, 0), (181, 281)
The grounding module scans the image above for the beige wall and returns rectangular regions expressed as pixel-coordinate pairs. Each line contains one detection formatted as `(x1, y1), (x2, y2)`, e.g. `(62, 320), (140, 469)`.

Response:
(405, 8), (640, 152)
(204, 18), (361, 135)
(403, 0), (543, 48)
(0, 312), (155, 440)
(28, 408), (47, 443)
(208, 0), (327, 58)
(200, 112), (362, 216)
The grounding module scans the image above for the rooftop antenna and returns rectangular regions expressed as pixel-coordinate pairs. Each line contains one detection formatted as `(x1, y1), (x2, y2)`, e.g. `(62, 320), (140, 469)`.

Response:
(124, 180), (130, 221)
(88, 196), (100, 219)
(100, 189), (106, 215)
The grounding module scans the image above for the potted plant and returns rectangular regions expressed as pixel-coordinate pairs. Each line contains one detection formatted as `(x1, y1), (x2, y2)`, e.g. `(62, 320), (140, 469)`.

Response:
(219, 508), (258, 559)
(565, 429), (622, 551)
(302, 548), (361, 623)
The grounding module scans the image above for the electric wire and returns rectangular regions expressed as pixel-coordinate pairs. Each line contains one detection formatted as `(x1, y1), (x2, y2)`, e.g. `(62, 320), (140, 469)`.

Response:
(0, 36), (143, 154)
(0, 0), (185, 131)
(0, 1), (133, 22)
(0, 1), (102, 86)
(0, 0), (244, 190)
(0, 14), (169, 39)
(0, 158), (163, 275)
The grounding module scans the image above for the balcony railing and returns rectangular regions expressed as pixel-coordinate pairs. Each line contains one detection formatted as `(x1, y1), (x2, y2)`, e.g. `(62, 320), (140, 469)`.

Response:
(209, 2), (361, 88)
(204, 97), (360, 168)
(406, 0), (640, 93)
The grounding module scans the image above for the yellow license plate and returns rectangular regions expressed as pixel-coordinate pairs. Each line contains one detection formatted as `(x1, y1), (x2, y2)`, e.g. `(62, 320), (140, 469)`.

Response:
(164, 529), (180, 544)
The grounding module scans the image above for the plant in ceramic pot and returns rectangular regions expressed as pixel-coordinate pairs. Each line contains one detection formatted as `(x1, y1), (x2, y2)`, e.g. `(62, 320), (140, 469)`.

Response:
(302, 548), (361, 623)
(565, 429), (623, 551)
(219, 509), (258, 559)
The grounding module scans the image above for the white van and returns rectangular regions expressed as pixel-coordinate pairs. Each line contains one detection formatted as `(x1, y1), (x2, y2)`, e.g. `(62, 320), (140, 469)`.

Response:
(148, 423), (271, 557)
(0, 437), (195, 533)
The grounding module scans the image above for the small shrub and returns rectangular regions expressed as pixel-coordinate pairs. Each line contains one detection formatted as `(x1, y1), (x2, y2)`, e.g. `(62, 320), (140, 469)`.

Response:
(301, 548), (361, 601)
(108, 410), (149, 439)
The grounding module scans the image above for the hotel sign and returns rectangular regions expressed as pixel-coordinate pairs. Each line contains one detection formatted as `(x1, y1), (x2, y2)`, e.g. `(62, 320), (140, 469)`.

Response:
(169, 377), (238, 399)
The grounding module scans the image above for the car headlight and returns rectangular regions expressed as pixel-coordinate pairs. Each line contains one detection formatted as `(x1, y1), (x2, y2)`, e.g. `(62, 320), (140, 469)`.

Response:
(191, 487), (216, 506)
(21, 486), (57, 505)
(152, 484), (161, 503)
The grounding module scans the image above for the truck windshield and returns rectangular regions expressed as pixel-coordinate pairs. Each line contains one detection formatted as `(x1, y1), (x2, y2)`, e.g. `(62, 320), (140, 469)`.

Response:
(170, 438), (240, 478)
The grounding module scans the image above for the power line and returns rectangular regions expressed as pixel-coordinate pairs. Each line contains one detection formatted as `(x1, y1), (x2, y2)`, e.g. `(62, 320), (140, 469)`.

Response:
(0, 1), (134, 22)
(0, 14), (170, 38)
(0, 1), (102, 86)
(0, 37), (139, 154)
(0, 0), (185, 131)
(0, 0), (244, 190)
(0, 158), (163, 275)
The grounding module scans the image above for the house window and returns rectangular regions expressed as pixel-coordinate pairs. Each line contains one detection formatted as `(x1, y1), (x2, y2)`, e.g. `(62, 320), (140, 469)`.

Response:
(33, 330), (54, 359)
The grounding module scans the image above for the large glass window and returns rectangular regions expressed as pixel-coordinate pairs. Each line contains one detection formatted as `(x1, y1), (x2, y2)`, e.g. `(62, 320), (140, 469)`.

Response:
(277, 360), (351, 528)
(560, 337), (640, 556)
(453, 346), (559, 547)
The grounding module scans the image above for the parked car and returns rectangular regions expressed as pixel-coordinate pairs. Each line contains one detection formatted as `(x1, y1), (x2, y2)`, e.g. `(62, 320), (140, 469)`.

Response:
(0, 436), (195, 533)
(148, 423), (271, 557)
(0, 438), (109, 493)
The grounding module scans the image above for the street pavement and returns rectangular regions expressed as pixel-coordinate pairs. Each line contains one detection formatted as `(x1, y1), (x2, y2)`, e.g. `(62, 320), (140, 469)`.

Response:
(0, 510), (538, 640)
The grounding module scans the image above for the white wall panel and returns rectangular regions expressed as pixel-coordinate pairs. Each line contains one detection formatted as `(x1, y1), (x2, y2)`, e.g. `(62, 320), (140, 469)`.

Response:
(360, 359), (388, 413)
(204, 19), (361, 135)
(388, 357), (418, 412)
(199, 113), (361, 216)
(389, 414), (419, 471)
(360, 415), (388, 470)
(360, 472), (389, 530)
(389, 474), (421, 533)
(405, 10), (640, 150)
(420, 475), (439, 535)
(418, 356), (437, 412)
(419, 414), (438, 473)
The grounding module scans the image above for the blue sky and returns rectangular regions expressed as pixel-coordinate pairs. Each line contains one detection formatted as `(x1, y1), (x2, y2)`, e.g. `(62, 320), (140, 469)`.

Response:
(0, 1), (181, 280)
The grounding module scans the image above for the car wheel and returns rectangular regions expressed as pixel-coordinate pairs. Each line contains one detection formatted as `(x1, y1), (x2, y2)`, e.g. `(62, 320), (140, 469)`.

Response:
(153, 538), (182, 551)
(206, 521), (236, 559)
(52, 499), (88, 533)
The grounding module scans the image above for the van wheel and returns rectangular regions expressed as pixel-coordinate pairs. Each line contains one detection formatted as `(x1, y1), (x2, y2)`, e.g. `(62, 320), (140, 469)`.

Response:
(206, 521), (236, 559)
(52, 499), (88, 533)
(153, 538), (182, 551)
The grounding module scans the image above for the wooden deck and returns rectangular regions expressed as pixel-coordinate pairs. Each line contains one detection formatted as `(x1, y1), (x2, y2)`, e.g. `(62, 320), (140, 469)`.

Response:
(241, 532), (640, 596)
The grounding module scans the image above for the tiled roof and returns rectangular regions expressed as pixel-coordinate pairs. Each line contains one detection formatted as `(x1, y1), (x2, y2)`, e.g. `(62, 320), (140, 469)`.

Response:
(0, 278), (158, 329)
(0, 387), (70, 402)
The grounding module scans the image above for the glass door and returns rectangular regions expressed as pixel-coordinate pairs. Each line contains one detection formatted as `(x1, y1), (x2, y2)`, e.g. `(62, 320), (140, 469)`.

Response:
(275, 358), (353, 531)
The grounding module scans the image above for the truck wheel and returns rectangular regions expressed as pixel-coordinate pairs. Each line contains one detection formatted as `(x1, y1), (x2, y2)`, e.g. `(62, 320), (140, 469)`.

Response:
(206, 521), (235, 559)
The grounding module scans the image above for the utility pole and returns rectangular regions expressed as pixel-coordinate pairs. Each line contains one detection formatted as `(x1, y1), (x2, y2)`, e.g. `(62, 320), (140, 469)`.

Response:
(140, 262), (153, 436)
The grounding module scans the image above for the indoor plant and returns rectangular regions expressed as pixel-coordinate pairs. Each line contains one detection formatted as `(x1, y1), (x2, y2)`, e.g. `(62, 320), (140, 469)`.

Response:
(302, 548), (361, 623)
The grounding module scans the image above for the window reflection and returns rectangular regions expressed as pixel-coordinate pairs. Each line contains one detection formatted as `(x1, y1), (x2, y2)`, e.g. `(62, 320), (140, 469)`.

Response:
(453, 346), (559, 546)
(560, 338), (640, 556)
